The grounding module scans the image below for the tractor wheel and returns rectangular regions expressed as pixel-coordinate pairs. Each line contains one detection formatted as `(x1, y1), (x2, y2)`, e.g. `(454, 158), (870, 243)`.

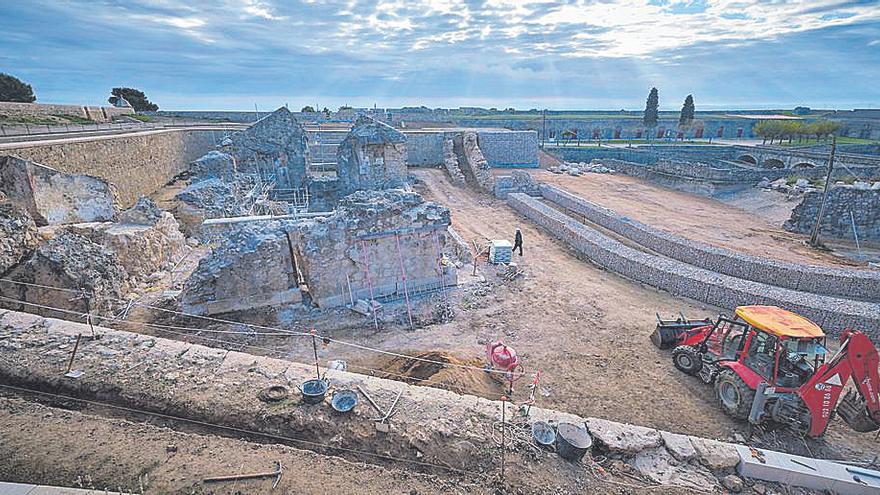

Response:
(672, 345), (702, 375)
(715, 370), (755, 421)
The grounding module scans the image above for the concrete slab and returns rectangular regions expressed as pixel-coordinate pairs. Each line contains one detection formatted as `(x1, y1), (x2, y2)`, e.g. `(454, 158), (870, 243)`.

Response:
(736, 445), (880, 495)
(0, 482), (128, 494)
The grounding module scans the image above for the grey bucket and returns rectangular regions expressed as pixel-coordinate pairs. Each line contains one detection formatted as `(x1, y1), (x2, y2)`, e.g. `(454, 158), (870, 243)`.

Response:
(556, 422), (592, 461)
(300, 379), (329, 404)
(531, 421), (556, 449)
(331, 389), (358, 413)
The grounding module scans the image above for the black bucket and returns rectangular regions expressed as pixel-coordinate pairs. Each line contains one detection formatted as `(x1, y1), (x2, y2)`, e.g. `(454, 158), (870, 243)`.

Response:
(300, 379), (329, 404)
(556, 422), (592, 462)
(531, 421), (556, 450)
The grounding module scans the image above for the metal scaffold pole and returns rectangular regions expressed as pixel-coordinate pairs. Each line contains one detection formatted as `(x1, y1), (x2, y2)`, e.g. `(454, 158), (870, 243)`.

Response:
(395, 234), (414, 330)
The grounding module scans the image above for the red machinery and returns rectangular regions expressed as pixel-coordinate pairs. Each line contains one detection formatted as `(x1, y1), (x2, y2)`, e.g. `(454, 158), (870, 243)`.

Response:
(486, 341), (525, 393)
(652, 305), (880, 437)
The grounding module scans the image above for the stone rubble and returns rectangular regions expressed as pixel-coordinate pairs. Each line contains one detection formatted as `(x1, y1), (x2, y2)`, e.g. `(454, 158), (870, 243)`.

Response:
(441, 137), (466, 186)
(0, 193), (38, 274)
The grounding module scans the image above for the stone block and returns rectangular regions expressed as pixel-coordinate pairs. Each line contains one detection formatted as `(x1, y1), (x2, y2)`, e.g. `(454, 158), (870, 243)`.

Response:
(0, 156), (115, 226)
(0, 196), (38, 274)
(631, 446), (718, 490)
(660, 430), (697, 461)
(585, 417), (661, 454)
(690, 437), (740, 471)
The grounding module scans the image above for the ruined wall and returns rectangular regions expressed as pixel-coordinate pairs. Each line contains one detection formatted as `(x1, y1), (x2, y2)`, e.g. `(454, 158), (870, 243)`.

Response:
(2, 129), (218, 207)
(0, 156), (115, 226)
(507, 193), (880, 338)
(404, 132), (444, 166)
(455, 132), (495, 192)
(476, 130), (539, 168)
(336, 118), (408, 194)
(785, 186), (880, 243)
(541, 184), (880, 302)
(0, 197), (37, 274)
(181, 222), (302, 315)
(224, 107), (309, 190)
(0, 101), (134, 123)
(182, 190), (454, 315)
(441, 138), (466, 185)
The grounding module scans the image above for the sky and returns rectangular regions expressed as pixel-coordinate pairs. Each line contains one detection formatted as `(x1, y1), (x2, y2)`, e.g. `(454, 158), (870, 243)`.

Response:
(1, 0), (879, 111)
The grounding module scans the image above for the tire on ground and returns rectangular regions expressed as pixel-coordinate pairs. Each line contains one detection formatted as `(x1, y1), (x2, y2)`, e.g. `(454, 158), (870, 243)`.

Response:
(672, 345), (702, 375)
(715, 369), (756, 421)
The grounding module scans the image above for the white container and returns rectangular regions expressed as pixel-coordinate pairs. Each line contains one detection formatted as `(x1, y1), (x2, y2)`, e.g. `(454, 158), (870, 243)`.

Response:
(489, 240), (513, 264)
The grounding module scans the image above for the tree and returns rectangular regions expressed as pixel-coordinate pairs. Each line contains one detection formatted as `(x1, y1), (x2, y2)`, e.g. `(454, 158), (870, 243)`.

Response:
(109, 87), (158, 112)
(678, 94), (695, 127)
(643, 87), (659, 131)
(0, 73), (36, 103)
(301, 105), (315, 113)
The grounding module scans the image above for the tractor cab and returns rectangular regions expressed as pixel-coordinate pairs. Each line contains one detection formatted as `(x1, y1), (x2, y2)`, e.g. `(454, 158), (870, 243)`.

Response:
(672, 305), (828, 391)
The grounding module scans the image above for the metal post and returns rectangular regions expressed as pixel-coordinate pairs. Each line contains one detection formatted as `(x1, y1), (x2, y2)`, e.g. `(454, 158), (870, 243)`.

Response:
(500, 396), (507, 483)
(809, 137), (836, 247)
(66, 334), (83, 373)
(359, 241), (379, 331)
(541, 110), (546, 149)
(394, 234), (414, 330)
(850, 211), (862, 257)
(310, 329), (320, 380)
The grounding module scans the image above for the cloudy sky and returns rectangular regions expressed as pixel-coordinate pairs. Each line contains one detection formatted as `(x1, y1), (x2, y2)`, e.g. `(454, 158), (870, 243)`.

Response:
(2, 0), (879, 111)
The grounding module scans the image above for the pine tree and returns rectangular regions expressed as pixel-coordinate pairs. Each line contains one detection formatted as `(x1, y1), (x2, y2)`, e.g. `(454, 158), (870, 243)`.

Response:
(679, 94), (695, 127)
(643, 87), (659, 130)
(0, 73), (36, 103)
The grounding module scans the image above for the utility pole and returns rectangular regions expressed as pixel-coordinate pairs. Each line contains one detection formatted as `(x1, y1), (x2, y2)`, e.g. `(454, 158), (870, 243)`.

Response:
(809, 136), (836, 247)
(541, 109), (546, 149)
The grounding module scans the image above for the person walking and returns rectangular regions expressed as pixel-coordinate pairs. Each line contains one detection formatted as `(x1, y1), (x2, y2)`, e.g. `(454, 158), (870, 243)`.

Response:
(513, 228), (523, 256)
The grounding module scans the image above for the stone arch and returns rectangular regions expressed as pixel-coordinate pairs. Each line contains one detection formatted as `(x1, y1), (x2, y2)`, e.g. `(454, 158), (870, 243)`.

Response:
(737, 154), (757, 164)
(763, 158), (786, 169)
(793, 162), (816, 169)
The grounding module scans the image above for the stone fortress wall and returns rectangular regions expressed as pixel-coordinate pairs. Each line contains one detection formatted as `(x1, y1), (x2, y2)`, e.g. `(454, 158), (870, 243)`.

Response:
(0, 101), (134, 123)
(786, 186), (880, 243)
(1, 129), (221, 206)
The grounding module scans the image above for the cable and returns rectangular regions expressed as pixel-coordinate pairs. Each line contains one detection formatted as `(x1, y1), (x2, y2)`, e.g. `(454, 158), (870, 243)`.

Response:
(0, 294), (508, 400)
(0, 277), (512, 376)
(0, 383), (489, 480)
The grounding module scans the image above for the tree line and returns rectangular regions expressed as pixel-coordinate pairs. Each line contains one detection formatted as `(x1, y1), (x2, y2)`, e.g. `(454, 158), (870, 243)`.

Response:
(752, 119), (840, 145)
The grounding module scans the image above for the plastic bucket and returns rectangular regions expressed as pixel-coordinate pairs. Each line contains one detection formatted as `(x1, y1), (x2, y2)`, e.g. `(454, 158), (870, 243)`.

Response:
(556, 422), (592, 461)
(531, 421), (556, 449)
(331, 389), (358, 413)
(300, 379), (329, 404)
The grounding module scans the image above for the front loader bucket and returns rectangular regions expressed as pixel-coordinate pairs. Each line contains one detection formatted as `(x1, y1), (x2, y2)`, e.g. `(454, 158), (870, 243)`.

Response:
(651, 314), (712, 349)
(837, 390), (880, 433)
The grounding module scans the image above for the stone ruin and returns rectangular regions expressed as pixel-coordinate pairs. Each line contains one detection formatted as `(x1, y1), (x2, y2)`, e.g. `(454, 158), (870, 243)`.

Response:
(336, 115), (407, 194)
(0, 155), (115, 226)
(220, 106), (310, 191)
(0, 156), (189, 318)
(182, 189), (453, 315)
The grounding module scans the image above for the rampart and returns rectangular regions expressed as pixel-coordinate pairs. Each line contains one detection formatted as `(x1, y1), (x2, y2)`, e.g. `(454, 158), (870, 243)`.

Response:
(507, 193), (880, 338)
(0, 129), (220, 206)
(0, 101), (133, 123)
(540, 184), (880, 302)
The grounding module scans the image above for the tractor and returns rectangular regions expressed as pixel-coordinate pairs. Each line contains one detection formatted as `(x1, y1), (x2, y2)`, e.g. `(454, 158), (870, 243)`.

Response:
(652, 305), (880, 437)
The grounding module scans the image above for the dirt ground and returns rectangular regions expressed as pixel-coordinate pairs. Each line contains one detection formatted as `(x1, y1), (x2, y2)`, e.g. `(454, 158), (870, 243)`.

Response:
(533, 170), (860, 268)
(121, 168), (879, 463)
